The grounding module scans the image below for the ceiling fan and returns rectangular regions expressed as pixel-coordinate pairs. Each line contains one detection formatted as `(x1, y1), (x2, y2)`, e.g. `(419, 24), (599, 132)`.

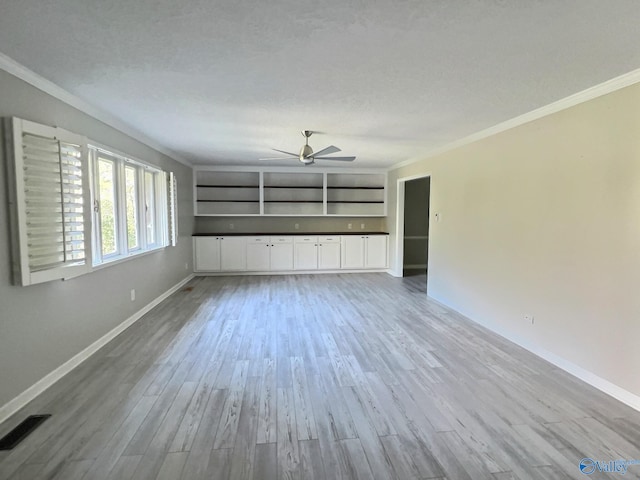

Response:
(260, 130), (355, 165)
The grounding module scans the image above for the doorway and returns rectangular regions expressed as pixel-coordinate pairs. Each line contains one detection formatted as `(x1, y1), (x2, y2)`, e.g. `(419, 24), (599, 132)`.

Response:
(394, 174), (431, 280)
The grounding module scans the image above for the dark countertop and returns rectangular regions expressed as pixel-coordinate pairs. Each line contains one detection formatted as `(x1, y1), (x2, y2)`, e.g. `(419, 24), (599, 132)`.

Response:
(192, 232), (389, 236)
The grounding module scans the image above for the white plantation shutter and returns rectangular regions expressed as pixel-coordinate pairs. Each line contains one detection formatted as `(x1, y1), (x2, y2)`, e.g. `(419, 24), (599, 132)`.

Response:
(167, 171), (178, 246)
(6, 118), (92, 285)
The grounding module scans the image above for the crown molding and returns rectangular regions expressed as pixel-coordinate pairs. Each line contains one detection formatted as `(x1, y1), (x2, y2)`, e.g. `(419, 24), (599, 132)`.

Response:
(0, 53), (192, 167)
(389, 67), (640, 172)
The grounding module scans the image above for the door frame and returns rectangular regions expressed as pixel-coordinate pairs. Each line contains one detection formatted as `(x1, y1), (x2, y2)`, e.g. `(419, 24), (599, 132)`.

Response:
(393, 172), (432, 278)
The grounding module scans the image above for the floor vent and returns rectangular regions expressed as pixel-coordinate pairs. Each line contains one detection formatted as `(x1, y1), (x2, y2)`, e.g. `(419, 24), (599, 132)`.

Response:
(0, 414), (51, 450)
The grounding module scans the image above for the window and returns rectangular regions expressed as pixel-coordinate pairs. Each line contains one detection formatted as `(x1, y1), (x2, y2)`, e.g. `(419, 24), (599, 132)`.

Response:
(5, 117), (177, 285)
(90, 146), (172, 266)
(124, 165), (139, 250)
(97, 158), (118, 256)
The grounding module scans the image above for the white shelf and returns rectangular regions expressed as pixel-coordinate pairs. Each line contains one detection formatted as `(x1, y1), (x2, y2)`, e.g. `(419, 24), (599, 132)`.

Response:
(194, 171), (260, 215)
(194, 167), (387, 217)
(326, 173), (386, 216)
(263, 172), (324, 215)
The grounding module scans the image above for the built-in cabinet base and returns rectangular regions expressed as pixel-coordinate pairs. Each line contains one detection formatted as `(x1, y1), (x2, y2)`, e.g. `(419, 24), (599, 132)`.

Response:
(194, 235), (388, 274)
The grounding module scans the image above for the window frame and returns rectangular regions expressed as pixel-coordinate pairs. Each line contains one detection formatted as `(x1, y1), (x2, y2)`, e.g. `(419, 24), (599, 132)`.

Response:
(89, 143), (170, 267)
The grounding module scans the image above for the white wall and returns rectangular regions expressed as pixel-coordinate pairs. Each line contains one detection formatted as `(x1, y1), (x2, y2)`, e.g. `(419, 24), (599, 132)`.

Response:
(388, 82), (640, 399)
(0, 70), (194, 410)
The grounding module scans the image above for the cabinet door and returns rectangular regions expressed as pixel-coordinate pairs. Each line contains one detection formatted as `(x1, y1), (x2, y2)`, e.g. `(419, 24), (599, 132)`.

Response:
(270, 243), (294, 271)
(294, 237), (318, 270)
(246, 241), (270, 271)
(341, 236), (365, 269)
(318, 242), (341, 269)
(365, 235), (388, 268)
(194, 237), (220, 271)
(220, 237), (247, 271)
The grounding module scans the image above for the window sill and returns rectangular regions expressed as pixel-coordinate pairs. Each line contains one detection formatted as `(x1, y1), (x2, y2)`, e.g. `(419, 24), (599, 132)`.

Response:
(92, 246), (166, 271)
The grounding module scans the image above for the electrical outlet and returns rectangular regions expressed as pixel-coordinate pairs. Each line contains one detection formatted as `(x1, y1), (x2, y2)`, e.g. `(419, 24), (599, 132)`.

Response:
(348, 223), (352, 229)
(295, 223), (299, 230)
(360, 223), (365, 229)
(524, 314), (534, 325)
(131, 289), (136, 301)
(229, 223), (234, 230)
(185, 263), (189, 270)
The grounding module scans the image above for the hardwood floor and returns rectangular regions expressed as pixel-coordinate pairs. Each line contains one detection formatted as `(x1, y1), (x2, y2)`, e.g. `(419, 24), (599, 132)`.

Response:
(1, 273), (639, 480)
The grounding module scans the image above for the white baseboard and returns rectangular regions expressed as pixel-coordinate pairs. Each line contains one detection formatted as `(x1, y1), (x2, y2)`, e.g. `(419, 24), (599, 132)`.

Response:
(433, 298), (640, 413)
(532, 344), (640, 412)
(0, 274), (195, 425)
(194, 268), (389, 276)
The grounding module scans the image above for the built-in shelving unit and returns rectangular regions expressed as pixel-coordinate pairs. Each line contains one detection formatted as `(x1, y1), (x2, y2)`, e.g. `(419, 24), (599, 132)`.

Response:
(195, 171), (260, 215)
(326, 173), (386, 216)
(263, 172), (324, 216)
(194, 167), (387, 217)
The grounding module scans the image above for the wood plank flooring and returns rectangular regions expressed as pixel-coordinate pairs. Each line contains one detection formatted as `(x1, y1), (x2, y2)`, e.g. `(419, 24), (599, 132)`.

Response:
(1, 273), (639, 480)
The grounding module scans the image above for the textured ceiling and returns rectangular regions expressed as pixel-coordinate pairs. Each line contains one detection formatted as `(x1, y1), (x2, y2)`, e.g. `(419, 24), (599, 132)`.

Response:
(2, 1), (640, 167)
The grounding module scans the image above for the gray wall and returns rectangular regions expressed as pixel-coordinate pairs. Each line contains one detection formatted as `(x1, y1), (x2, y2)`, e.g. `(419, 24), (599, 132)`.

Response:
(195, 216), (386, 234)
(0, 70), (194, 409)
(403, 177), (430, 268)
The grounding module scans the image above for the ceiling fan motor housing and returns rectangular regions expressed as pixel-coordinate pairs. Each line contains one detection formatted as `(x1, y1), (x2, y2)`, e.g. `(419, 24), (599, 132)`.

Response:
(300, 144), (314, 164)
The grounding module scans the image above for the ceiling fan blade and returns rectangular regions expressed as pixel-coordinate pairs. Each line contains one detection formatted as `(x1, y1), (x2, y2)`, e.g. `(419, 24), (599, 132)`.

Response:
(306, 145), (340, 158)
(314, 156), (356, 162)
(258, 157), (294, 161)
(272, 148), (299, 157)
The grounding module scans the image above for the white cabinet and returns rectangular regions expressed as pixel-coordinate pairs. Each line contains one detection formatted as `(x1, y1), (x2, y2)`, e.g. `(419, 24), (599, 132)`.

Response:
(194, 237), (221, 271)
(341, 236), (365, 269)
(318, 236), (341, 269)
(195, 234), (385, 274)
(220, 237), (247, 271)
(246, 237), (271, 271)
(294, 237), (318, 270)
(341, 235), (388, 269)
(270, 237), (294, 271)
(246, 236), (293, 271)
(294, 236), (341, 270)
(194, 236), (247, 272)
(364, 235), (388, 268)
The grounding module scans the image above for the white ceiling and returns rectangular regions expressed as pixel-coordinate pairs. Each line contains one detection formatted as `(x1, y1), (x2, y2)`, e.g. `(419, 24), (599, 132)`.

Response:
(2, 1), (640, 168)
